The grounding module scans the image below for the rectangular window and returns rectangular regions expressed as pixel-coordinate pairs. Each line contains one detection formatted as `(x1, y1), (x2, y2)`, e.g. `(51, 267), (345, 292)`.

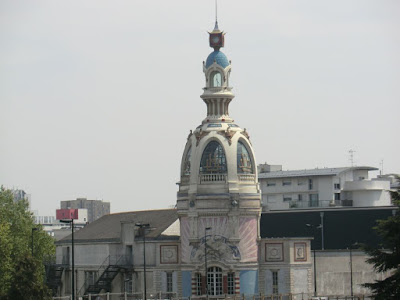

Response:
(272, 270), (278, 294)
(283, 195), (292, 202)
(85, 271), (97, 286)
(166, 272), (173, 293)
(309, 194), (319, 207)
(298, 180), (305, 186)
(298, 194), (303, 201)
(196, 273), (202, 296)
(308, 179), (313, 190)
(334, 183), (340, 189)
(227, 273), (235, 295)
(282, 180), (292, 186)
(125, 273), (133, 294)
(334, 193), (341, 201)
(267, 181), (276, 187)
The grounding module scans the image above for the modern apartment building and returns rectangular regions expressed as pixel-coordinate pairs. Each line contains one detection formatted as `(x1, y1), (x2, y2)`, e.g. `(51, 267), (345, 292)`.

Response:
(258, 164), (392, 211)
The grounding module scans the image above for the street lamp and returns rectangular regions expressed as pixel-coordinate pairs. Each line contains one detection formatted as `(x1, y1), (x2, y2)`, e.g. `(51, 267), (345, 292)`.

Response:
(60, 219), (75, 300)
(204, 227), (212, 299)
(349, 242), (359, 298)
(306, 223), (322, 297)
(135, 223), (150, 300)
(31, 227), (38, 256)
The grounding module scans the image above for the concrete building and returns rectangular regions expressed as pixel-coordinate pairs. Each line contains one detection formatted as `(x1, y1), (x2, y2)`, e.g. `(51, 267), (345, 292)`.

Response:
(258, 164), (392, 211)
(11, 188), (31, 209)
(60, 198), (110, 223)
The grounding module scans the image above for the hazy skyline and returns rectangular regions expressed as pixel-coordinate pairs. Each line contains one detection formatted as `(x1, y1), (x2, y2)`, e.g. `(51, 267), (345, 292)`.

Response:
(1, 1), (399, 216)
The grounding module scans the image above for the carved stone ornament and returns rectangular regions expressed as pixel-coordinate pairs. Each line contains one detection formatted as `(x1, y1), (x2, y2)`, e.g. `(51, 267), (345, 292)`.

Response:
(187, 130), (193, 141)
(217, 127), (236, 145)
(194, 129), (210, 146)
(241, 128), (250, 141)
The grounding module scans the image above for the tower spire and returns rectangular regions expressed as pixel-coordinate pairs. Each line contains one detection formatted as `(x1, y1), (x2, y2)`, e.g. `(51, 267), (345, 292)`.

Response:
(214, 0), (219, 31)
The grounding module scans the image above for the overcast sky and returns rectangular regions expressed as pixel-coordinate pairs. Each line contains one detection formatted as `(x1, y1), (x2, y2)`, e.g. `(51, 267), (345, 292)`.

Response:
(1, 1), (399, 216)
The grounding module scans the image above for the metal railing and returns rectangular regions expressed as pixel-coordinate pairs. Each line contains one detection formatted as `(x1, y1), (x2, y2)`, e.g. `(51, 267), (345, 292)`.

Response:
(289, 199), (353, 209)
(78, 255), (132, 296)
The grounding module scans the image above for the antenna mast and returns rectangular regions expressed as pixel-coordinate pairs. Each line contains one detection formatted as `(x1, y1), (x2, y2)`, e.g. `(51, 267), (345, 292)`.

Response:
(348, 149), (356, 167)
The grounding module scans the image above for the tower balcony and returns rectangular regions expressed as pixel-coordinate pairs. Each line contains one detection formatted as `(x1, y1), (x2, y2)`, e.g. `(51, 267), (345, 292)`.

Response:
(199, 173), (227, 184)
(238, 174), (256, 183)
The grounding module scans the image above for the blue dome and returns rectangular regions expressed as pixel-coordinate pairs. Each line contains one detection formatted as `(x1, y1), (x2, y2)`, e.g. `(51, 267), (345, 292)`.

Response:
(205, 51), (229, 68)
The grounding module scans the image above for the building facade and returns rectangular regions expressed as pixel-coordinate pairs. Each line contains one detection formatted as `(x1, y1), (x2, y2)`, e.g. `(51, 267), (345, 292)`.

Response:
(51, 20), (393, 299)
(60, 198), (110, 223)
(258, 164), (391, 211)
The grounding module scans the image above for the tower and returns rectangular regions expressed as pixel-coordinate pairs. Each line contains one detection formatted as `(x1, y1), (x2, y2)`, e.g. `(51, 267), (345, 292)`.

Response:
(177, 20), (261, 297)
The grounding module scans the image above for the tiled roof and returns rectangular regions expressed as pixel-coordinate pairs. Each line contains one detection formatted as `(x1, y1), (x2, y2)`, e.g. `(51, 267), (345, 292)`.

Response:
(258, 166), (378, 179)
(206, 50), (229, 68)
(57, 208), (178, 244)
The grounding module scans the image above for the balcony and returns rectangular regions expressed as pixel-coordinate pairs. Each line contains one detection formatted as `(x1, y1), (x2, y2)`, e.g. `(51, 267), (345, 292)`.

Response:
(199, 173), (227, 184)
(289, 199), (353, 209)
(238, 174), (256, 183)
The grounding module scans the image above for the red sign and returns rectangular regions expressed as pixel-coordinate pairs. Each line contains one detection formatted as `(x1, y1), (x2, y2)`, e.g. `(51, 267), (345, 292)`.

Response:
(56, 209), (78, 220)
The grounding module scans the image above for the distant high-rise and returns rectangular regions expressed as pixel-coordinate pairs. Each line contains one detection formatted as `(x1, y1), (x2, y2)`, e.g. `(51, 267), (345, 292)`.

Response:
(11, 189), (31, 210)
(60, 198), (110, 223)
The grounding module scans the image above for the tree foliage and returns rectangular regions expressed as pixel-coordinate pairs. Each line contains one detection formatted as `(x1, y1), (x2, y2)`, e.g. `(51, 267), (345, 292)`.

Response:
(0, 187), (55, 299)
(363, 177), (400, 299)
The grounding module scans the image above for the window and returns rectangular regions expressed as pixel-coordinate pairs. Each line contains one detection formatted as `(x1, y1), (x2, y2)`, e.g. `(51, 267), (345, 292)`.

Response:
(227, 273), (235, 295)
(183, 146), (192, 175)
(283, 195), (292, 202)
(85, 271), (97, 286)
(334, 183), (340, 190)
(166, 272), (173, 293)
(298, 180), (305, 186)
(272, 270), (279, 294)
(125, 273), (133, 294)
(237, 141), (253, 174)
(207, 267), (222, 295)
(200, 141), (227, 174)
(282, 180), (292, 186)
(267, 182), (276, 187)
(210, 71), (222, 87)
(334, 193), (341, 201)
(196, 273), (202, 296)
(308, 179), (313, 190)
(298, 194), (303, 201)
(309, 194), (319, 207)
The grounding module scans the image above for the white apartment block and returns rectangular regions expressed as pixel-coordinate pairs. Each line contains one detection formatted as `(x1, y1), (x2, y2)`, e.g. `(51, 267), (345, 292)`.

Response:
(258, 164), (391, 211)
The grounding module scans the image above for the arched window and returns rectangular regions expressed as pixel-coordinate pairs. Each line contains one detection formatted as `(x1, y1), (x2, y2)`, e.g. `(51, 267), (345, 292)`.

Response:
(207, 267), (223, 295)
(237, 141), (253, 174)
(183, 146), (192, 175)
(210, 71), (222, 87)
(200, 141), (227, 174)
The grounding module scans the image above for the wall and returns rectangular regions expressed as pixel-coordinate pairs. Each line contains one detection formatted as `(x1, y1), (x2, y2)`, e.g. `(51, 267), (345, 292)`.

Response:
(315, 250), (388, 296)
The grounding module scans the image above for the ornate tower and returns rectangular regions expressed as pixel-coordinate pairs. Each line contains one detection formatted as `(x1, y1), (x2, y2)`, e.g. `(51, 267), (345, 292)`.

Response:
(177, 20), (261, 297)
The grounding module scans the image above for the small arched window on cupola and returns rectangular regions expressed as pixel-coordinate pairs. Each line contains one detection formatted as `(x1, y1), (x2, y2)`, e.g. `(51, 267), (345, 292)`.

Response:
(183, 146), (192, 175)
(210, 71), (222, 87)
(237, 141), (253, 174)
(200, 141), (227, 174)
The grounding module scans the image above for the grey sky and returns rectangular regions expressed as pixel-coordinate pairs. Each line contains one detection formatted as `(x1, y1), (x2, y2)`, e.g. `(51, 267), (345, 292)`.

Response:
(1, 1), (399, 216)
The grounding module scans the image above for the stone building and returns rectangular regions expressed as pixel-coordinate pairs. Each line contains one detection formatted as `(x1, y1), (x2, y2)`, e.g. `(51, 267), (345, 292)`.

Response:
(52, 20), (392, 299)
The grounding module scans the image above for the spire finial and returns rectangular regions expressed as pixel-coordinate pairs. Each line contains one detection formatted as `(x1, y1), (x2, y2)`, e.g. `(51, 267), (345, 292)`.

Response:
(214, 0), (219, 31)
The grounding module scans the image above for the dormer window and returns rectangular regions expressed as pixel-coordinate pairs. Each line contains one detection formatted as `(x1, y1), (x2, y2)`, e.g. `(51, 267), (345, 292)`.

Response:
(211, 71), (222, 87)
(237, 141), (253, 174)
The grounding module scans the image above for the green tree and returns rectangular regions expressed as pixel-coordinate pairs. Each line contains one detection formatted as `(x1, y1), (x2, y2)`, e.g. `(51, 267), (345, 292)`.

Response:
(0, 187), (55, 299)
(363, 176), (400, 299)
